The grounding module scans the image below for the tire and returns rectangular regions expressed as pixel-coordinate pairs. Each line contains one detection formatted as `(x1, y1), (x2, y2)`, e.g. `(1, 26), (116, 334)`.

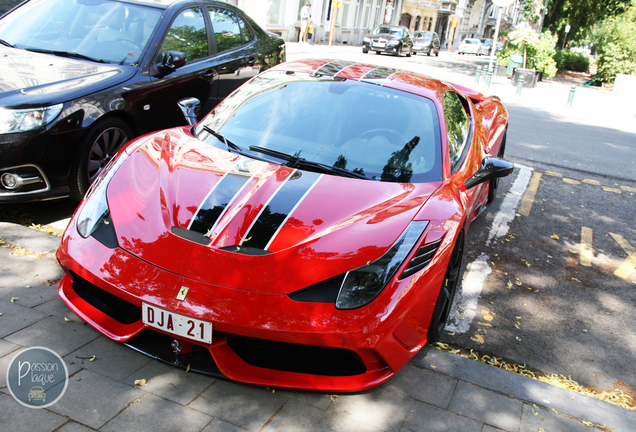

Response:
(394, 44), (402, 56)
(427, 50), (432, 56)
(375, 51), (381, 55)
(362, 47), (369, 53)
(436, 49), (439, 56)
(427, 232), (465, 343)
(69, 117), (133, 202)
(487, 130), (507, 204)
(406, 47), (411, 57)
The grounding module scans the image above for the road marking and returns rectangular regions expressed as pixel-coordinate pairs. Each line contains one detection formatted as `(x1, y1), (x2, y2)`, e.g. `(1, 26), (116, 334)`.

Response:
(519, 172), (542, 217)
(448, 164), (533, 334)
(563, 178), (581, 185)
(609, 233), (636, 279)
(487, 164), (533, 244)
(582, 179), (601, 186)
(602, 186), (622, 194)
(580, 227), (593, 267)
(545, 171), (562, 177)
(621, 185), (636, 193)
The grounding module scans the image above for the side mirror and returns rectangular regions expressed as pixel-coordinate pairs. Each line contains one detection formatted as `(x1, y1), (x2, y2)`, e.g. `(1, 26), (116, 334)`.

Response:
(178, 98), (200, 126)
(162, 50), (186, 72)
(464, 157), (514, 190)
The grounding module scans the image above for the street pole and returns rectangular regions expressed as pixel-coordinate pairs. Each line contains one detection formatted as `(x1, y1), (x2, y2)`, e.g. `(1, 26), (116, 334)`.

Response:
(487, 0), (515, 79)
(561, 24), (570, 50)
(328, 1), (341, 47)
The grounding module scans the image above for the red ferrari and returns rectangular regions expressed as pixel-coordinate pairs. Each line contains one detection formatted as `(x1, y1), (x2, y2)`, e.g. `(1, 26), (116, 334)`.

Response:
(57, 59), (513, 392)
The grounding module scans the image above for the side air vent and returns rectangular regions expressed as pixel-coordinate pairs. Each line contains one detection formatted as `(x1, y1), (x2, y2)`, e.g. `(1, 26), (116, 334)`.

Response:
(400, 238), (443, 279)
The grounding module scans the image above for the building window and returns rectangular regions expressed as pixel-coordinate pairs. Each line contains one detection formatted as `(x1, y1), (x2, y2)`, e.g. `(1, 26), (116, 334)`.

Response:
(267, 0), (285, 25)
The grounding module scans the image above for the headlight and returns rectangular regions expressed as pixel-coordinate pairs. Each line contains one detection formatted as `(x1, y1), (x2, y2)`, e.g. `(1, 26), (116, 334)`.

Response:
(423, 41), (431, 46)
(0, 104), (63, 133)
(364, 37), (371, 42)
(76, 151), (129, 239)
(335, 221), (428, 310)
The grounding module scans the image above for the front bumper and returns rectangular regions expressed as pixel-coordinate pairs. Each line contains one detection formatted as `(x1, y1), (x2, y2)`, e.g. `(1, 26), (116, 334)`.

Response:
(363, 41), (400, 54)
(56, 221), (447, 392)
(413, 45), (431, 54)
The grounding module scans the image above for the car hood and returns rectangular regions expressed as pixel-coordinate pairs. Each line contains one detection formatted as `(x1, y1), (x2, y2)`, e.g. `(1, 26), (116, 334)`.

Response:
(370, 33), (402, 41)
(105, 128), (440, 294)
(0, 46), (131, 107)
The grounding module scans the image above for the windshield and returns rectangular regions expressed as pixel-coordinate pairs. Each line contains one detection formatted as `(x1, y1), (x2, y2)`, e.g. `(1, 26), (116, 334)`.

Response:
(197, 71), (442, 184)
(373, 26), (402, 37)
(0, 0), (162, 65)
(413, 32), (432, 39)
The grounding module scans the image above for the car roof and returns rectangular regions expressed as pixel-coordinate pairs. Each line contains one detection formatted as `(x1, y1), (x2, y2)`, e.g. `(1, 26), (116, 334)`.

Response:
(105, 0), (219, 9)
(269, 59), (460, 103)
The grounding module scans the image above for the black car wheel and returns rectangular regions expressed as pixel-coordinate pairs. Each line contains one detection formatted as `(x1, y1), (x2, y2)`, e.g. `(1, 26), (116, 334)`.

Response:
(436, 49), (440, 56)
(375, 51), (381, 55)
(427, 49), (432, 56)
(487, 130), (507, 204)
(394, 44), (402, 56)
(427, 231), (465, 343)
(362, 47), (369, 53)
(69, 117), (132, 202)
(406, 46), (411, 57)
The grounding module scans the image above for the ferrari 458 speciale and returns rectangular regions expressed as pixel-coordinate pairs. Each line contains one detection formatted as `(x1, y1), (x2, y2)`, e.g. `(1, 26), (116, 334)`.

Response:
(57, 59), (513, 392)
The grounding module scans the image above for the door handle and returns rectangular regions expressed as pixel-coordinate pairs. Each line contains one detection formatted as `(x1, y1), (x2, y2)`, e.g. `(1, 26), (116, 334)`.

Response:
(203, 70), (217, 80)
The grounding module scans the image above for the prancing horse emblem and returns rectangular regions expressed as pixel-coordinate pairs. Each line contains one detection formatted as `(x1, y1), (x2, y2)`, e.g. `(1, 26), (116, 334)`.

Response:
(176, 286), (189, 301)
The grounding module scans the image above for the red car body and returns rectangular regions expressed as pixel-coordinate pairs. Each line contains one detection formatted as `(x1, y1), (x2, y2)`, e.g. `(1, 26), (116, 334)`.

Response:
(57, 59), (511, 392)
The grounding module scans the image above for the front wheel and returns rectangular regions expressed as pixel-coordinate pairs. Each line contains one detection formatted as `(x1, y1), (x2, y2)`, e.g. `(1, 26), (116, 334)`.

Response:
(427, 232), (465, 343)
(69, 117), (133, 202)
(362, 47), (369, 53)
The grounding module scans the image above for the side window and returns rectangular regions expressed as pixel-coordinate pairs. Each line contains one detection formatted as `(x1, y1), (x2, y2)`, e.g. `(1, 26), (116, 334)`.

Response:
(239, 17), (253, 44)
(162, 8), (208, 62)
(443, 92), (471, 170)
(208, 7), (243, 53)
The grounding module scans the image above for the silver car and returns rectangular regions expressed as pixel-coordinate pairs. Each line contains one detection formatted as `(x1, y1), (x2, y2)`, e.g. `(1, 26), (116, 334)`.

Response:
(458, 38), (482, 55)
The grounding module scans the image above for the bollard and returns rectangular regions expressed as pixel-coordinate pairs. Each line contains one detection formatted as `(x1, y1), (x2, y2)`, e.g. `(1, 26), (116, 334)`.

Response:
(474, 66), (482, 86)
(566, 84), (576, 108)
(481, 66), (488, 85)
(515, 75), (524, 96)
(485, 70), (493, 88)
(493, 64), (499, 80)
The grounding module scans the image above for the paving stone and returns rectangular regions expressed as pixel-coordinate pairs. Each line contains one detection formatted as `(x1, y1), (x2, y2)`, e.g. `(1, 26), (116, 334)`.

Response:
(188, 379), (289, 431)
(0, 299), (48, 338)
(0, 280), (59, 307)
(0, 338), (21, 358)
(519, 403), (595, 432)
(48, 369), (144, 429)
(381, 364), (458, 409)
(34, 297), (81, 321)
(201, 418), (249, 432)
(448, 382), (523, 432)
(122, 359), (215, 405)
(64, 336), (151, 381)
(263, 398), (361, 432)
(0, 247), (28, 271)
(0, 269), (24, 288)
(99, 393), (212, 432)
(5, 315), (100, 357)
(0, 353), (12, 392)
(0, 392), (67, 432)
(402, 399), (483, 432)
(481, 426), (508, 432)
(26, 257), (65, 285)
(58, 421), (99, 432)
(327, 387), (413, 432)
(276, 388), (334, 410)
(0, 222), (62, 255)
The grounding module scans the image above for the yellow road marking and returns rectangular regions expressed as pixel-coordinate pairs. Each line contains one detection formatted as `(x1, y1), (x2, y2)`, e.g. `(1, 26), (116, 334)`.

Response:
(545, 171), (562, 177)
(609, 233), (636, 279)
(582, 179), (601, 186)
(621, 185), (636, 193)
(563, 178), (581, 185)
(602, 186), (622, 194)
(519, 172), (542, 217)
(580, 227), (593, 267)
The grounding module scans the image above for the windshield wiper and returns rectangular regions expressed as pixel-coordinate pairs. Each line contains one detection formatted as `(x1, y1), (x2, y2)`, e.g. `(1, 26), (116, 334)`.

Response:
(249, 145), (369, 180)
(0, 39), (15, 48)
(26, 48), (108, 64)
(200, 126), (244, 153)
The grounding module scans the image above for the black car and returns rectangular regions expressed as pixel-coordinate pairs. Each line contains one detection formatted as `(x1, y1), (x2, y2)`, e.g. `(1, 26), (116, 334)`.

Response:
(362, 25), (412, 57)
(0, 0), (285, 202)
(412, 31), (440, 56)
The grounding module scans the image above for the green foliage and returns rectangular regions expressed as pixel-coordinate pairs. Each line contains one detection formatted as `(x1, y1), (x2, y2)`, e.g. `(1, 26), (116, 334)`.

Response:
(535, 31), (559, 79)
(496, 43), (515, 66)
(595, 2), (636, 82)
(162, 25), (208, 61)
(508, 26), (540, 68)
(554, 49), (590, 72)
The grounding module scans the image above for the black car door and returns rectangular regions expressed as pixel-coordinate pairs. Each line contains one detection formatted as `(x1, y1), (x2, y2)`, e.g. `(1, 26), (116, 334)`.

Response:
(206, 5), (260, 109)
(145, 5), (218, 131)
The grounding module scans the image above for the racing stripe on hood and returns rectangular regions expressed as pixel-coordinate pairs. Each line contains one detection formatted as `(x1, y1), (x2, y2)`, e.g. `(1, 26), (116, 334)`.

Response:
(314, 60), (357, 77)
(188, 159), (265, 236)
(241, 170), (322, 250)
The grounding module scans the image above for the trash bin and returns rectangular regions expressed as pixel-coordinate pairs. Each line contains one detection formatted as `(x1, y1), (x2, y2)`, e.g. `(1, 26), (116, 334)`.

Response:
(512, 68), (538, 88)
(506, 54), (523, 78)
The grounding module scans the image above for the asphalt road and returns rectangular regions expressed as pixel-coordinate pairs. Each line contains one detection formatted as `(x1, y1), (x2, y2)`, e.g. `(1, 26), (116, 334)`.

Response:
(1, 44), (635, 396)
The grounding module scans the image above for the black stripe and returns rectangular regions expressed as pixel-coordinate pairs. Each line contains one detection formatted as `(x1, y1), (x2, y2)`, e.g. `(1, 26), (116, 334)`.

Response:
(189, 171), (251, 235)
(314, 60), (356, 77)
(242, 171), (320, 250)
(360, 67), (398, 86)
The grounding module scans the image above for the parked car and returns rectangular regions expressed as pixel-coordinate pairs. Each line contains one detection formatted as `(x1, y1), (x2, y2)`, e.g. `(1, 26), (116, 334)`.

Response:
(0, 0), (285, 203)
(362, 25), (413, 56)
(57, 59), (513, 392)
(458, 38), (482, 55)
(479, 39), (502, 56)
(412, 31), (440, 56)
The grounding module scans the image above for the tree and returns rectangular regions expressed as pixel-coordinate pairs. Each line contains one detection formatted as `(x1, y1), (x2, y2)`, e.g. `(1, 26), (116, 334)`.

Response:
(509, 25), (539, 68)
(595, 2), (636, 81)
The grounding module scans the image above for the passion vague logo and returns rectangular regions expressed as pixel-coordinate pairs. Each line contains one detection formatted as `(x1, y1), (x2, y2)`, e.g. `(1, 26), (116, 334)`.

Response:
(6, 347), (68, 408)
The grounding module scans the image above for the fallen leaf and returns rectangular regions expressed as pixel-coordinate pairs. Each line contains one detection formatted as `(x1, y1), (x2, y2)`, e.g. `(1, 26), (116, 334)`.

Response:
(185, 364), (191, 373)
(33, 273), (38, 277)
(0, 313), (3, 316)
(551, 234), (560, 240)
(507, 280), (513, 289)
(134, 378), (147, 386)
(89, 355), (96, 362)
(10, 297), (19, 303)
(581, 420), (593, 427)
(64, 317), (71, 322)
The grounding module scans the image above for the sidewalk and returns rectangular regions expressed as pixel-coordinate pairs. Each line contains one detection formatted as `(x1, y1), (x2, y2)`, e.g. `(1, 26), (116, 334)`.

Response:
(2, 225), (636, 431)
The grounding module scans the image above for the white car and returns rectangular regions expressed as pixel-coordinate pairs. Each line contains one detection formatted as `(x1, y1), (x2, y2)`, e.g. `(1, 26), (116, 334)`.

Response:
(458, 38), (482, 55)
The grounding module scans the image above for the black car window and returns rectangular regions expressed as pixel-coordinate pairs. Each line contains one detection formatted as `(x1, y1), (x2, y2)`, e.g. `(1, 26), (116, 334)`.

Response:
(208, 7), (243, 53)
(443, 91), (471, 172)
(239, 15), (253, 44)
(162, 7), (208, 62)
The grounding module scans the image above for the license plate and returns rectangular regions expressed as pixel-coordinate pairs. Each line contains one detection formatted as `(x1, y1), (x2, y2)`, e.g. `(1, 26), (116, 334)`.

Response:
(373, 42), (386, 48)
(142, 303), (212, 344)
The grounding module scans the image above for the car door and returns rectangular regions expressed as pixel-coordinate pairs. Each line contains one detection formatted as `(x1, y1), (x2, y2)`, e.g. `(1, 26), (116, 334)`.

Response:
(206, 5), (260, 109)
(146, 6), (218, 130)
